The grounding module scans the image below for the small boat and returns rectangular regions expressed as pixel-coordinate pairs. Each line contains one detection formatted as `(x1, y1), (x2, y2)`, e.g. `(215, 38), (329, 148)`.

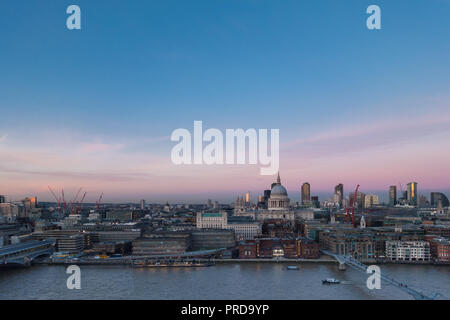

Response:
(287, 266), (299, 270)
(322, 278), (340, 284)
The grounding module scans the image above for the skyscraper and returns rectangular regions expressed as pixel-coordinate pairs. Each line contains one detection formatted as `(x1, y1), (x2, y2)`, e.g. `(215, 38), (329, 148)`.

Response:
(407, 182), (418, 206)
(431, 192), (449, 208)
(349, 191), (366, 209)
(263, 189), (271, 207)
(334, 184), (344, 208)
(301, 182), (311, 205)
(389, 186), (397, 206)
(364, 194), (379, 208)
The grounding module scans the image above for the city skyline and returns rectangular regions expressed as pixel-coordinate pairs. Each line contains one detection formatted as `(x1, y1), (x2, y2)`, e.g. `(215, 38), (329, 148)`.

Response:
(2, 178), (448, 205)
(1, 1), (450, 202)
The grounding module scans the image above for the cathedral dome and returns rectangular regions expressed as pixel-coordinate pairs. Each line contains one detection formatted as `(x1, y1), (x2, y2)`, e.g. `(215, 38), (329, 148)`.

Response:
(267, 172), (290, 211)
(271, 184), (288, 196)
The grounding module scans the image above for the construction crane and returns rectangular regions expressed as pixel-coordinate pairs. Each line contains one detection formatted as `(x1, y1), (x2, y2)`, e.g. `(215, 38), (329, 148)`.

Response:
(345, 184), (360, 226)
(73, 187), (82, 203)
(96, 193), (103, 211)
(77, 192), (87, 214)
(69, 187), (83, 214)
(47, 186), (61, 211)
(61, 188), (66, 211)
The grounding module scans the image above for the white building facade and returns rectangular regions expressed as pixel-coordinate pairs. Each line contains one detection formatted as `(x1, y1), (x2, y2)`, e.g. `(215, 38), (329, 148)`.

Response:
(385, 241), (430, 262)
(196, 211), (261, 240)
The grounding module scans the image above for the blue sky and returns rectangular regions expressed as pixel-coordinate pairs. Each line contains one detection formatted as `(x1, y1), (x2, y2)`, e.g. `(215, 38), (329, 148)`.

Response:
(1, 1), (450, 202)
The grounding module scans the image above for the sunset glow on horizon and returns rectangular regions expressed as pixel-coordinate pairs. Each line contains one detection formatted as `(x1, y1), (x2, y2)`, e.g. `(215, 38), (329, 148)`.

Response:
(1, 1), (450, 203)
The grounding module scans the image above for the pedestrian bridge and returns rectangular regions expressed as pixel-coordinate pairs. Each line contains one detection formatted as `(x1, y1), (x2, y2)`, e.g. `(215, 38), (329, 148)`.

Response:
(0, 240), (55, 266)
(321, 249), (442, 300)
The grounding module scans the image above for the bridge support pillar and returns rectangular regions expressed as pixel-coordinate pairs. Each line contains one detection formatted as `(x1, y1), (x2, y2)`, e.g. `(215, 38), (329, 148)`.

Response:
(338, 262), (346, 271)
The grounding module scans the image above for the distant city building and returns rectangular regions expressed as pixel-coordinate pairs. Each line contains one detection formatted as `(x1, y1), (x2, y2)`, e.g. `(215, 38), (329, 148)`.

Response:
(431, 238), (450, 263)
(311, 196), (320, 208)
(334, 184), (344, 208)
(0, 195), (5, 204)
(364, 194), (379, 208)
(301, 182), (311, 205)
(235, 196), (245, 209)
(349, 191), (366, 209)
(227, 216), (262, 240)
(419, 195), (429, 207)
(320, 232), (375, 260)
(263, 190), (271, 205)
(398, 190), (408, 205)
(431, 192), (449, 208)
(385, 241), (430, 262)
(407, 182), (418, 206)
(57, 234), (85, 253)
(190, 229), (235, 250)
(389, 186), (397, 206)
(196, 211), (261, 240)
(133, 235), (190, 255)
(0, 203), (19, 222)
(196, 212), (227, 229)
(238, 237), (319, 259)
(140, 199), (146, 210)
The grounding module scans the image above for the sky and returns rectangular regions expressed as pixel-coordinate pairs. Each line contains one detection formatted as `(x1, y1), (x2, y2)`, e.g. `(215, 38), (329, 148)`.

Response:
(0, 0), (450, 203)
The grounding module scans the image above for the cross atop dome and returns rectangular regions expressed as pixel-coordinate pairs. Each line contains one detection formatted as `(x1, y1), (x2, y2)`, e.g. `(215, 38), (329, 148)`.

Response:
(277, 171), (281, 184)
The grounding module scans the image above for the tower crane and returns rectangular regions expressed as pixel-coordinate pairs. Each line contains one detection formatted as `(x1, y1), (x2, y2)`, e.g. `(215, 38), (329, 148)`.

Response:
(345, 184), (360, 226)
(68, 187), (83, 214)
(61, 188), (66, 211)
(47, 186), (61, 211)
(96, 193), (103, 211)
(77, 192), (87, 214)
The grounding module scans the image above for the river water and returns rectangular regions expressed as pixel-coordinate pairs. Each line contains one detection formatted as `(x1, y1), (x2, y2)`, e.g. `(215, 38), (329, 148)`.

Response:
(0, 263), (448, 300)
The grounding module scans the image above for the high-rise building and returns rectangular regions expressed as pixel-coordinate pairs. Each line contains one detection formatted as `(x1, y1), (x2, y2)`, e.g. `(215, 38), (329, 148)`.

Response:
(140, 199), (146, 210)
(349, 192), (366, 209)
(389, 186), (397, 206)
(431, 192), (449, 208)
(263, 190), (271, 204)
(334, 184), (344, 208)
(364, 194), (379, 208)
(407, 182), (418, 206)
(311, 196), (320, 208)
(0, 195), (5, 204)
(301, 182), (311, 205)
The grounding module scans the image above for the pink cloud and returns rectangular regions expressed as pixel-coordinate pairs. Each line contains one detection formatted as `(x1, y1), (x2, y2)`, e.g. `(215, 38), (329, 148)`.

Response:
(80, 142), (124, 153)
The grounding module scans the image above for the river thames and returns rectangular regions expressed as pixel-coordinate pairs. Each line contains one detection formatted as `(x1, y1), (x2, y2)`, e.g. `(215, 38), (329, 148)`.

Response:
(0, 263), (448, 300)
